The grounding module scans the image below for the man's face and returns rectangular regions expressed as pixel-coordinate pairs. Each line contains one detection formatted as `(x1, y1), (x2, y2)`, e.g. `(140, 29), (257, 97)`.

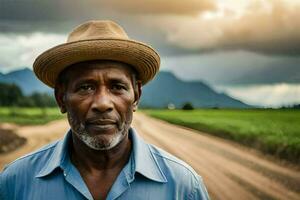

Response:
(56, 61), (140, 150)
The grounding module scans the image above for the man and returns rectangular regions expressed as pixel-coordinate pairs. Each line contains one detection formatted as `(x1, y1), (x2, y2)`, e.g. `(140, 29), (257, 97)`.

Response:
(0, 20), (209, 200)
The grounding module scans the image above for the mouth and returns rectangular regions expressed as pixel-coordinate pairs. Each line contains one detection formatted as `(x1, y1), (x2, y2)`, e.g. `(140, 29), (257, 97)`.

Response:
(85, 119), (117, 132)
(87, 118), (116, 125)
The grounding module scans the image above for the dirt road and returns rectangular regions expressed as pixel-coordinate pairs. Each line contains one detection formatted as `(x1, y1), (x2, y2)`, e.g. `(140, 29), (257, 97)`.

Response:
(1, 113), (300, 200)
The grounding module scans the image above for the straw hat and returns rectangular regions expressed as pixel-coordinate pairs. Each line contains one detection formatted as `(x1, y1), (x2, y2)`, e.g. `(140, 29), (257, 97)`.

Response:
(33, 20), (160, 88)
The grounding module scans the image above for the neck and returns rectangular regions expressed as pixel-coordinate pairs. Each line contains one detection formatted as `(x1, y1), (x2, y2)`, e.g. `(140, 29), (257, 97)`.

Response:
(70, 131), (132, 173)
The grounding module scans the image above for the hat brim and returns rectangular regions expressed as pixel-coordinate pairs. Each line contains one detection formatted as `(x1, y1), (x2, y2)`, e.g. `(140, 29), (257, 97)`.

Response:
(33, 38), (160, 88)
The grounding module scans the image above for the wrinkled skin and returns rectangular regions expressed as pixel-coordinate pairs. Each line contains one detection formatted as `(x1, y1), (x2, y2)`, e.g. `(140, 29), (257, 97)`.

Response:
(55, 60), (141, 150)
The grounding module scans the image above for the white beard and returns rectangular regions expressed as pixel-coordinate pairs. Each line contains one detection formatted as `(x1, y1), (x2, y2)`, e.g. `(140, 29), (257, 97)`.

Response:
(68, 115), (128, 150)
(75, 125), (126, 150)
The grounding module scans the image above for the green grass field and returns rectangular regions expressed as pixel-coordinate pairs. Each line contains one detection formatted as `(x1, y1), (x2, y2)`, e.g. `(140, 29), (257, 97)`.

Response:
(144, 109), (300, 164)
(0, 107), (65, 125)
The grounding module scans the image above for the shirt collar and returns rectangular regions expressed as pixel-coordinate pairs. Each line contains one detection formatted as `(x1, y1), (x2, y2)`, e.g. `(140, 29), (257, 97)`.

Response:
(35, 130), (71, 178)
(130, 128), (167, 183)
(36, 128), (167, 183)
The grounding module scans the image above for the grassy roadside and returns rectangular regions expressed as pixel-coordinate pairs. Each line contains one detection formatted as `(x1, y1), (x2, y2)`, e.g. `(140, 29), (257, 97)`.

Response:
(0, 107), (65, 125)
(143, 109), (300, 164)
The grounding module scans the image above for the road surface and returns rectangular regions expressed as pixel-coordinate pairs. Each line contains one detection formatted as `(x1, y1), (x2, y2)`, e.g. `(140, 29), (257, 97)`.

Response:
(0, 112), (299, 200)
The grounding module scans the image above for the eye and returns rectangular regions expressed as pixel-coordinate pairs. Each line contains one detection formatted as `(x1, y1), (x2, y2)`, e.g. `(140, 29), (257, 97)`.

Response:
(111, 84), (127, 91)
(78, 84), (95, 92)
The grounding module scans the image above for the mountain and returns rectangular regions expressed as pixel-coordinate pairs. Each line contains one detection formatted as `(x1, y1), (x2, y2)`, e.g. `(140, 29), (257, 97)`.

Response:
(0, 68), (251, 108)
(140, 72), (251, 108)
(0, 68), (52, 95)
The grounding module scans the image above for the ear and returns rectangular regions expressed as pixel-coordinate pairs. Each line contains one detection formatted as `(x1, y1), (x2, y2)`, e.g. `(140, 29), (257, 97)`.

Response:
(133, 81), (142, 112)
(54, 85), (67, 113)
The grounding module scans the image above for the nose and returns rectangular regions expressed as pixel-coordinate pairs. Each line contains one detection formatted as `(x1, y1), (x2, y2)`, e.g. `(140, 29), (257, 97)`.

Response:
(91, 88), (113, 113)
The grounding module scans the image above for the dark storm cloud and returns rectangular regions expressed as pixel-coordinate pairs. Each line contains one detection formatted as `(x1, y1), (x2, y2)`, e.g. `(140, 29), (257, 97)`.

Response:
(0, 0), (215, 55)
(0, 0), (300, 56)
(0, 0), (113, 33)
(0, 0), (215, 25)
(162, 52), (300, 85)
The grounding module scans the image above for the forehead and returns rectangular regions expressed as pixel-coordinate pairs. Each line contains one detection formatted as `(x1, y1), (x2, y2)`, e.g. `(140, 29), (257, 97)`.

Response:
(62, 60), (135, 82)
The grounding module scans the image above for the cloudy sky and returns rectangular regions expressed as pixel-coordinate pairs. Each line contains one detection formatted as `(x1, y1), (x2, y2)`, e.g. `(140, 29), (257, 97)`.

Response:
(0, 0), (299, 107)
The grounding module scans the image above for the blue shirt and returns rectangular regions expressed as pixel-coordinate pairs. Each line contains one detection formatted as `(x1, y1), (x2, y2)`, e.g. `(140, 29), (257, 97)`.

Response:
(0, 128), (209, 200)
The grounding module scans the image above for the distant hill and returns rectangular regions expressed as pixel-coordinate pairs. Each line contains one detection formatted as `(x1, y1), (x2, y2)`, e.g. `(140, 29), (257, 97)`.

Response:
(0, 68), (251, 108)
(0, 68), (52, 95)
(141, 72), (251, 108)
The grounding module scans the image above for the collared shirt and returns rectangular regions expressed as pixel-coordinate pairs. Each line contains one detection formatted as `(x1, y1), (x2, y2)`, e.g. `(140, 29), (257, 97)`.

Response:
(0, 128), (210, 200)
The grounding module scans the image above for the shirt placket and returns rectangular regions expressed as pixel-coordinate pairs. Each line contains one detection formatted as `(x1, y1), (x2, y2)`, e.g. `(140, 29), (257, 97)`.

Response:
(64, 162), (94, 200)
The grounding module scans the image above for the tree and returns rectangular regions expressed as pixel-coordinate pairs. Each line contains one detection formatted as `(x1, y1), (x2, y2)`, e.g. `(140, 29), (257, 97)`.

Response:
(182, 102), (194, 110)
(0, 82), (57, 107)
(0, 83), (24, 106)
(29, 92), (57, 107)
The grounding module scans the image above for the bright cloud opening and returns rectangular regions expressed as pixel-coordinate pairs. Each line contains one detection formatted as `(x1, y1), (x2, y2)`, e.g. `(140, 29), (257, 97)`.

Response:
(153, 0), (300, 55)
(0, 33), (65, 72)
(216, 84), (300, 107)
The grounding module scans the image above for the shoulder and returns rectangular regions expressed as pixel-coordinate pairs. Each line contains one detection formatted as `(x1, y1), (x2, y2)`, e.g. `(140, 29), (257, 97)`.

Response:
(149, 144), (198, 178)
(148, 144), (210, 199)
(1, 140), (58, 179)
(0, 140), (61, 200)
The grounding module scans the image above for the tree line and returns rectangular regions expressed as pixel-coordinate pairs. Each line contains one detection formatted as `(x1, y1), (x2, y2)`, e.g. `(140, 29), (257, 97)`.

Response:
(0, 82), (56, 107)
